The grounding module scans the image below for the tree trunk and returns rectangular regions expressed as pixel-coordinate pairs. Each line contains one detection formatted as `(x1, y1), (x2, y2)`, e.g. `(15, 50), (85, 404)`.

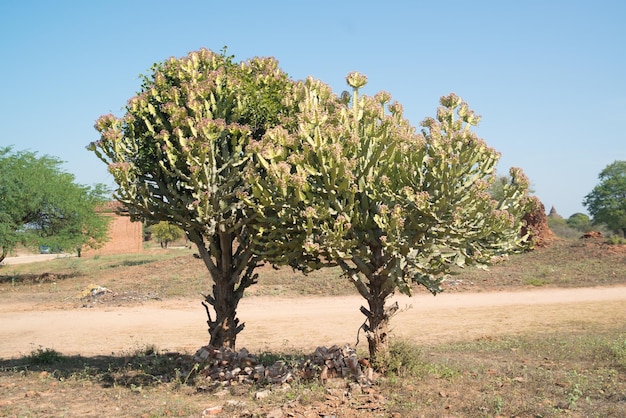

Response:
(360, 275), (398, 369)
(203, 274), (243, 349)
(344, 242), (397, 370)
(189, 229), (258, 350)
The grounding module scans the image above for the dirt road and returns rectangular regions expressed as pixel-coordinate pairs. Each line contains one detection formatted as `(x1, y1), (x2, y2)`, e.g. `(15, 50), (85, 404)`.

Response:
(2, 286), (626, 359)
(0, 254), (75, 265)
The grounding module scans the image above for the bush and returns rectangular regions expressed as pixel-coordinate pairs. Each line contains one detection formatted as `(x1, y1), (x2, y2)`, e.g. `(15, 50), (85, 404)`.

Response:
(607, 235), (626, 245)
(26, 346), (64, 365)
(567, 213), (593, 232)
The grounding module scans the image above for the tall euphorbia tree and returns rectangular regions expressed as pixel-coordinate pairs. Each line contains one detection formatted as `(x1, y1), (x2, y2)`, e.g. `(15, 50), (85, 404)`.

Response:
(89, 48), (297, 349)
(247, 73), (534, 365)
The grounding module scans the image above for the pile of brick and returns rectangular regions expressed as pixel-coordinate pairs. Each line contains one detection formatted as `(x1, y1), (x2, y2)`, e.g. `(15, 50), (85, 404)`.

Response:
(193, 344), (374, 386)
(580, 230), (603, 239)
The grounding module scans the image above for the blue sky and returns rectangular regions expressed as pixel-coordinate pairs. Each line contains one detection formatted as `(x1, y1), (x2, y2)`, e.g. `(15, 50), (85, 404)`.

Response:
(1, 1), (624, 218)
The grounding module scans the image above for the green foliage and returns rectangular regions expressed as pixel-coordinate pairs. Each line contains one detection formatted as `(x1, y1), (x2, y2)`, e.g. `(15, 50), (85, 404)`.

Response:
(548, 216), (581, 239)
(0, 147), (111, 262)
(149, 221), (184, 248)
(567, 212), (592, 232)
(583, 160), (626, 236)
(489, 172), (534, 202)
(607, 235), (626, 245)
(608, 337), (626, 369)
(488, 173), (510, 202)
(89, 48), (298, 348)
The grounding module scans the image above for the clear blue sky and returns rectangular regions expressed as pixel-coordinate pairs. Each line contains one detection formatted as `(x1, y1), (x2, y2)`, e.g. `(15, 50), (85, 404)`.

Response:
(1, 1), (624, 218)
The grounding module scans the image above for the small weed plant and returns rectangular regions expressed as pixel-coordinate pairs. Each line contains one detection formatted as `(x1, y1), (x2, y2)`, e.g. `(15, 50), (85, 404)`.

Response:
(26, 346), (64, 365)
(609, 337), (626, 368)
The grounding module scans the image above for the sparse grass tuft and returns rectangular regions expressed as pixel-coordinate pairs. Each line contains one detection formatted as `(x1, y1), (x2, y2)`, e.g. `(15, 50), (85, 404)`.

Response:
(383, 338), (424, 378)
(608, 336), (626, 368)
(524, 277), (549, 286)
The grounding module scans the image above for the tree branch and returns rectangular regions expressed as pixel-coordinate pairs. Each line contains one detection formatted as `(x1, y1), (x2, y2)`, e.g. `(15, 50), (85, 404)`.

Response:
(337, 258), (370, 300)
(188, 230), (220, 279)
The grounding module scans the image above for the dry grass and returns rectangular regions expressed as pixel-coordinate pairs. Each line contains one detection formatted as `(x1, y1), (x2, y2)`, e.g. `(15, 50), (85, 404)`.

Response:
(2, 238), (625, 306)
(442, 237), (626, 292)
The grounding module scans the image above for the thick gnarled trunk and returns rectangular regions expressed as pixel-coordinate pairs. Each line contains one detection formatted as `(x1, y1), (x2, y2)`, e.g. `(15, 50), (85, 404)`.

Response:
(341, 244), (398, 369)
(189, 230), (258, 349)
(202, 274), (244, 349)
(360, 277), (398, 369)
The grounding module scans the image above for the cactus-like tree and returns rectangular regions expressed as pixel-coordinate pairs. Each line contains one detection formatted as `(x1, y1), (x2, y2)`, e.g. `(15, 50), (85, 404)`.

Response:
(89, 48), (296, 349)
(247, 74), (534, 365)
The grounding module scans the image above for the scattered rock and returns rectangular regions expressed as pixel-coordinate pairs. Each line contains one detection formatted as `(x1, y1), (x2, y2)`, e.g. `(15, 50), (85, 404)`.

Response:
(201, 405), (223, 416)
(348, 382), (362, 395)
(202, 405), (224, 417)
(266, 408), (284, 418)
(255, 389), (271, 400)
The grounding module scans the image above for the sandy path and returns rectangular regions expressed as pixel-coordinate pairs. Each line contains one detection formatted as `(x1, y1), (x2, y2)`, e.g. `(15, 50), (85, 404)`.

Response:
(1, 286), (626, 359)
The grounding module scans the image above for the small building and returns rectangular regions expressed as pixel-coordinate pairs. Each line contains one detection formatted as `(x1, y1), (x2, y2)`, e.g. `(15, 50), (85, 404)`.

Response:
(82, 201), (143, 257)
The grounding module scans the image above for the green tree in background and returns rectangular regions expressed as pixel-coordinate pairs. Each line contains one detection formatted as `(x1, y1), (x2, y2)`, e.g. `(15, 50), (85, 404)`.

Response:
(247, 74), (534, 365)
(583, 161), (626, 237)
(566, 213), (592, 232)
(0, 147), (111, 263)
(150, 221), (184, 248)
(90, 48), (298, 349)
(488, 173), (511, 202)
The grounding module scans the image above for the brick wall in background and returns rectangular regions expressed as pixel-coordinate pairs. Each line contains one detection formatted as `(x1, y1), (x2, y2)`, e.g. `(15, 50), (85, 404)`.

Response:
(82, 202), (143, 257)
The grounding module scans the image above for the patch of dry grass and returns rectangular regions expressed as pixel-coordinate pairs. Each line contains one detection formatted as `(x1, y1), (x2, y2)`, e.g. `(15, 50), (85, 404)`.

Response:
(443, 238), (626, 292)
(2, 238), (625, 308)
